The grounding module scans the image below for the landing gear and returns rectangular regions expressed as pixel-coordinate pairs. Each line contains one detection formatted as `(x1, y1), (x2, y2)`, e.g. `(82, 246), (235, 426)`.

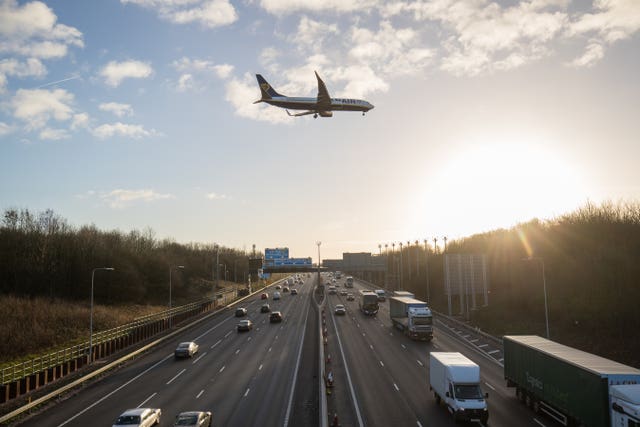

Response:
(314, 113), (318, 119)
(362, 112), (365, 116)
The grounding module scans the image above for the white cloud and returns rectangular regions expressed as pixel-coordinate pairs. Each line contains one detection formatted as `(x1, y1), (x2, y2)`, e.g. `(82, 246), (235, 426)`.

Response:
(100, 189), (174, 209)
(100, 60), (153, 87)
(213, 64), (233, 79)
(206, 192), (228, 200)
(569, 0), (640, 43)
(291, 16), (339, 51)
(71, 112), (90, 130)
(171, 57), (233, 91)
(99, 102), (134, 117)
(568, 41), (605, 68)
(0, 122), (13, 136)
(39, 127), (69, 140)
(92, 122), (159, 139)
(0, 58), (47, 92)
(260, 0), (377, 15)
(0, 0), (83, 59)
(10, 88), (74, 130)
(121, 0), (237, 28)
(177, 73), (194, 91)
(224, 74), (291, 124)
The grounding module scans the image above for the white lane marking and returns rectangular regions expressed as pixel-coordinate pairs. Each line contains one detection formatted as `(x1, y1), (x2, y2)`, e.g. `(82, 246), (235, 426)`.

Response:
(219, 366), (225, 373)
(389, 332), (393, 336)
(235, 349), (240, 355)
(433, 343), (440, 349)
(417, 422), (424, 427)
(166, 369), (186, 385)
(56, 354), (173, 426)
(401, 344), (406, 349)
(283, 291), (312, 427)
(247, 336), (252, 342)
(477, 344), (489, 348)
(417, 360), (424, 367)
(244, 388), (250, 397)
(484, 381), (496, 391)
(464, 334), (471, 338)
(369, 344), (374, 350)
(275, 335), (279, 340)
(393, 383), (399, 391)
(193, 352), (207, 364)
(533, 418), (547, 427)
(259, 364), (263, 371)
(362, 333), (366, 337)
(487, 349), (500, 355)
(470, 339), (479, 343)
(268, 347), (272, 352)
(137, 392), (156, 407)
(225, 331), (232, 338)
(379, 360), (384, 367)
(357, 323), (360, 328)
(499, 358), (504, 362)
(211, 339), (222, 349)
(196, 389), (204, 399)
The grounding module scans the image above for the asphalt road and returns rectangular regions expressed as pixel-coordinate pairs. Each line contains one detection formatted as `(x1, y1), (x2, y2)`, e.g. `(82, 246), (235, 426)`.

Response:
(323, 275), (556, 427)
(17, 275), (316, 427)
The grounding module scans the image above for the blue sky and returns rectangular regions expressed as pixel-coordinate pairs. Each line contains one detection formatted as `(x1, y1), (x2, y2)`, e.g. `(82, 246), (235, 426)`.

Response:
(1, 0), (639, 259)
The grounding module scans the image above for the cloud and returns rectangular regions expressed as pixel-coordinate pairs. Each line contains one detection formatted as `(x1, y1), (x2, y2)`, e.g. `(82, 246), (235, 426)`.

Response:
(0, 0), (83, 59)
(92, 122), (160, 139)
(0, 122), (13, 136)
(569, 0), (640, 43)
(99, 189), (175, 209)
(71, 112), (90, 130)
(206, 192), (228, 200)
(0, 58), (47, 92)
(10, 88), (74, 130)
(38, 127), (69, 140)
(100, 60), (153, 87)
(121, 0), (237, 28)
(224, 74), (291, 124)
(290, 16), (340, 51)
(99, 102), (134, 117)
(259, 0), (377, 15)
(171, 57), (234, 91)
(568, 41), (605, 68)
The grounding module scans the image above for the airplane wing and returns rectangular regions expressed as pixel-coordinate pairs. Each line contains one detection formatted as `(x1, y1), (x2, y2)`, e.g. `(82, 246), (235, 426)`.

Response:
(315, 71), (332, 111)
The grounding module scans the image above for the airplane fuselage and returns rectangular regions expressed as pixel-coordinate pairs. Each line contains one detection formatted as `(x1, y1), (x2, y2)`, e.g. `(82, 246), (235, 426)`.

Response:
(264, 96), (373, 113)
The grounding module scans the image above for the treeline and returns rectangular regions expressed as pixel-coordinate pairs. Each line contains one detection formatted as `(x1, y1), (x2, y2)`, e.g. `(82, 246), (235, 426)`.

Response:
(0, 208), (255, 306)
(393, 201), (640, 366)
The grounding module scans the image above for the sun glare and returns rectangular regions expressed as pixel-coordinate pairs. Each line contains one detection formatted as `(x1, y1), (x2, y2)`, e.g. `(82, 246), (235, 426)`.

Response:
(407, 138), (588, 238)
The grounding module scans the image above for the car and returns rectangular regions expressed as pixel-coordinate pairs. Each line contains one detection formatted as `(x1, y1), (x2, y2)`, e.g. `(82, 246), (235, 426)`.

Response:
(261, 303), (271, 313)
(328, 286), (337, 295)
(270, 311), (283, 323)
(334, 304), (346, 315)
(235, 307), (247, 317)
(346, 293), (355, 301)
(237, 319), (253, 331)
(174, 341), (199, 359)
(113, 408), (161, 427)
(173, 411), (212, 427)
(340, 290), (348, 296)
(291, 289), (298, 295)
(283, 286), (289, 293)
(261, 293), (268, 300)
(273, 291), (281, 300)
(275, 285), (282, 290)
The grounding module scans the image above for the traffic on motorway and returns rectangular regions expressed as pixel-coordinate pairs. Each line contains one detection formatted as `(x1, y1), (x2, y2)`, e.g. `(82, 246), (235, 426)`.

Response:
(9, 273), (640, 427)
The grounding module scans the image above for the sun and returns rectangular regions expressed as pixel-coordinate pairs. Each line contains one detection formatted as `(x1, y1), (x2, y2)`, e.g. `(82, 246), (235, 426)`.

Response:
(408, 137), (588, 238)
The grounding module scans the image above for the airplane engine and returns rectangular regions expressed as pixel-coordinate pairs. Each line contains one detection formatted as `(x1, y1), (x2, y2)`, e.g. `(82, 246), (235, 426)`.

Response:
(318, 111), (333, 117)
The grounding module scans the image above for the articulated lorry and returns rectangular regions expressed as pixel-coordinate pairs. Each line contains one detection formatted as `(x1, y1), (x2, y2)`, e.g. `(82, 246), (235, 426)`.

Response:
(430, 352), (489, 423)
(504, 335), (640, 427)
(389, 296), (433, 340)
(359, 290), (379, 315)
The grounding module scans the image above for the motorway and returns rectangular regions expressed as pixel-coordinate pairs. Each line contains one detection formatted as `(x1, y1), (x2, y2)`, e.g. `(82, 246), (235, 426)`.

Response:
(13, 274), (560, 427)
(17, 276), (318, 427)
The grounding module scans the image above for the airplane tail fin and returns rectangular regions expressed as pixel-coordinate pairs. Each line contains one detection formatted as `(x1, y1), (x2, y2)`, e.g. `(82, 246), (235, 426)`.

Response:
(255, 74), (284, 101)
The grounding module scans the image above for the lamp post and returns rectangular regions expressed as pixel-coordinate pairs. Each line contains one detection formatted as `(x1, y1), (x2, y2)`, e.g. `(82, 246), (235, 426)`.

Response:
(522, 257), (550, 339)
(316, 241), (321, 280)
(169, 265), (184, 329)
(90, 267), (114, 363)
(424, 239), (430, 303)
(399, 242), (404, 290)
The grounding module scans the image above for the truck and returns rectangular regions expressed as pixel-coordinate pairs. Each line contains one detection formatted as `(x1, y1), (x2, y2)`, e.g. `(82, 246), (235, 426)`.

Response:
(504, 335), (640, 427)
(430, 352), (489, 423)
(358, 290), (379, 315)
(393, 290), (414, 298)
(389, 296), (433, 340)
(345, 276), (354, 288)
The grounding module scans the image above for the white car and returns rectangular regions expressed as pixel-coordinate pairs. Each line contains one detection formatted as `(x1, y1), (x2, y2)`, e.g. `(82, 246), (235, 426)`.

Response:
(113, 408), (161, 427)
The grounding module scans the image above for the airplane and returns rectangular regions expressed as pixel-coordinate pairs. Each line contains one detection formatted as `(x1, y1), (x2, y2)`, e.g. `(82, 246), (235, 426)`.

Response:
(254, 71), (374, 118)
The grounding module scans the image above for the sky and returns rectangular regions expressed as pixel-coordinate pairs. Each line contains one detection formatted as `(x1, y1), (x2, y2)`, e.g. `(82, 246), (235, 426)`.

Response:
(0, 0), (639, 260)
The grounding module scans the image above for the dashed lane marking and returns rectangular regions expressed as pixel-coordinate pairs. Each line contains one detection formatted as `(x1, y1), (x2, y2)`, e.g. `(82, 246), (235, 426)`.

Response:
(211, 339), (221, 349)
(137, 392), (156, 407)
(166, 369), (186, 385)
(196, 389), (204, 399)
(417, 360), (424, 367)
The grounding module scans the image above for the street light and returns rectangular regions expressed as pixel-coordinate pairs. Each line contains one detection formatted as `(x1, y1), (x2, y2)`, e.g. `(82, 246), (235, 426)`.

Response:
(522, 257), (550, 339)
(316, 241), (321, 274)
(424, 238), (430, 303)
(399, 242), (404, 290)
(169, 265), (185, 329)
(90, 267), (114, 363)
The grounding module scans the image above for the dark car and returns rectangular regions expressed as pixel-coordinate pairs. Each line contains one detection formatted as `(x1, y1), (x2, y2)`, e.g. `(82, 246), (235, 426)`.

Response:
(261, 303), (271, 313)
(235, 307), (247, 317)
(173, 411), (212, 427)
(237, 319), (253, 332)
(174, 341), (199, 359)
(269, 311), (283, 323)
(261, 293), (268, 300)
(334, 304), (346, 315)
(291, 289), (298, 295)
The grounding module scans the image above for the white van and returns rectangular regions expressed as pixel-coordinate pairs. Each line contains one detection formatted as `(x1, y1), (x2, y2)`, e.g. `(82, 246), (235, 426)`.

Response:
(429, 352), (489, 424)
(273, 291), (281, 300)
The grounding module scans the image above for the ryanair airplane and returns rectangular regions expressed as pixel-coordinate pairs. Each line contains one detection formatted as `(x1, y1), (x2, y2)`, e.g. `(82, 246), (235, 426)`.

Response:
(254, 71), (374, 118)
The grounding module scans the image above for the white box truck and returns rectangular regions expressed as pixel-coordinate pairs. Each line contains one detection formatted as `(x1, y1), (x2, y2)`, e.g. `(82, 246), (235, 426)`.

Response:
(389, 296), (433, 341)
(359, 290), (379, 315)
(430, 352), (489, 424)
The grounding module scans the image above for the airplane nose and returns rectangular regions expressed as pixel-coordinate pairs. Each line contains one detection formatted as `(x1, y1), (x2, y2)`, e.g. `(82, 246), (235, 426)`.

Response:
(368, 103), (374, 110)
